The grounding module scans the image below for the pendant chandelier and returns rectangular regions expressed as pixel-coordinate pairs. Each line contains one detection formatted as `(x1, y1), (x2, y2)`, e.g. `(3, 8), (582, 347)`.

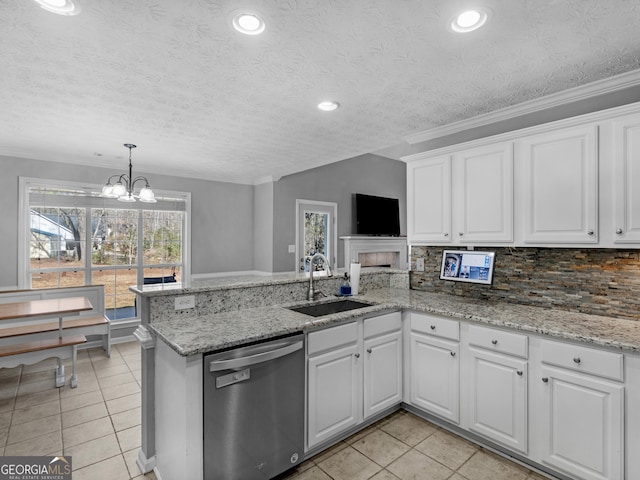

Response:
(101, 144), (156, 203)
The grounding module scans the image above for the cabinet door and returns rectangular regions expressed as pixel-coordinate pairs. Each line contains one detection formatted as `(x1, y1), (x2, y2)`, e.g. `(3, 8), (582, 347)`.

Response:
(539, 366), (623, 480)
(307, 343), (360, 449)
(521, 125), (598, 243)
(409, 332), (459, 423)
(407, 155), (452, 243)
(467, 348), (528, 454)
(363, 330), (402, 419)
(613, 113), (640, 243)
(455, 142), (514, 242)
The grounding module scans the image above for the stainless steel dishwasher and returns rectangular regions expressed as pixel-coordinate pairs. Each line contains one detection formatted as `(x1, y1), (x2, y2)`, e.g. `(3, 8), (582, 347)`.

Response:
(203, 333), (305, 480)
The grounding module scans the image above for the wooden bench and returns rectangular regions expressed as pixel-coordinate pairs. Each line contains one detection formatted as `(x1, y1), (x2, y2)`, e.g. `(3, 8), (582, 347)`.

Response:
(0, 335), (87, 387)
(0, 285), (111, 357)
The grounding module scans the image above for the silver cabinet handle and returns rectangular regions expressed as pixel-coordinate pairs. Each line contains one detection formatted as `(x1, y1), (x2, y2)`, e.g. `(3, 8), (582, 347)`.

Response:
(354, 353), (360, 358)
(616, 228), (623, 235)
(366, 348), (372, 354)
(209, 340), (302, 371)
(430, 325), (436, 330)
(573, 357), (581, 364)
(542, 377), (549, 383)
(491, 339), (498, 345)
(587, 230), (594, 236)
(517, 370), (523, 376)
(450, 351), (456, 357)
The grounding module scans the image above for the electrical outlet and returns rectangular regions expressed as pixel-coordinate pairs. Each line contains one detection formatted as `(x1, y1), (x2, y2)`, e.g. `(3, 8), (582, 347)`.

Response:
(288, 244), (296, 253)
(415, 258), (425, 272)
(175, 295), (195, 310)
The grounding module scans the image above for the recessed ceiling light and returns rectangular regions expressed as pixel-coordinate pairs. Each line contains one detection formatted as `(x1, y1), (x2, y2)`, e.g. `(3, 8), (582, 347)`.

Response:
(33, 0), (81, 15)
(232, 12), (266, 35)
(318, 101), (340, 112)
(451, 9), (488, 33)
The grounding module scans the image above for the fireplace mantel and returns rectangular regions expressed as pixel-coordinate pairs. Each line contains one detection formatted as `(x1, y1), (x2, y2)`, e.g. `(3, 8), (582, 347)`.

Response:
(340, 236), (408, 269)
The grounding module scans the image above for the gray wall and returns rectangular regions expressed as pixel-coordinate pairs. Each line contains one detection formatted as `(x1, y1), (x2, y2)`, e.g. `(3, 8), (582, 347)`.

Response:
(0, 155), (255, 287)
(253, 182), (274, 273)
(272, 153), (406, 272)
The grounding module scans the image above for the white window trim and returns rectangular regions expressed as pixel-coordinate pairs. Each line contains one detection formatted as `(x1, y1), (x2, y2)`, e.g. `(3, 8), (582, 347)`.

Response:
(18, 176), (191, 289)
(295, 199), (338, 272)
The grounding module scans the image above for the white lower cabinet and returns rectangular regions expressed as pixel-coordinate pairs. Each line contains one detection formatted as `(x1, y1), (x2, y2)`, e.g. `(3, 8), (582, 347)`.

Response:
(463, 325), (528, 454)
(306, 312), (401, 450)
(532, 339), (624, 480)
(408, 313), (460, 423)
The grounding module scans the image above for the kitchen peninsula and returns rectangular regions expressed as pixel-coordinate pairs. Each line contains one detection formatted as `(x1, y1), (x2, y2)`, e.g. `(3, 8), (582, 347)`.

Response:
(133, 269), (640, 480)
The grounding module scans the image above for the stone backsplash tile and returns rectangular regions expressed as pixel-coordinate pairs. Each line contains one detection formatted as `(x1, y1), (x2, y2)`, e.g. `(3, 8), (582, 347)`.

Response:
(410, 247), (640, 320)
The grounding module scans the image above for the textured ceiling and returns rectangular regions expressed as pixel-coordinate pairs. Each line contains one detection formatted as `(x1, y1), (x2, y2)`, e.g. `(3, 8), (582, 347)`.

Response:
(1, 0), (640, 184)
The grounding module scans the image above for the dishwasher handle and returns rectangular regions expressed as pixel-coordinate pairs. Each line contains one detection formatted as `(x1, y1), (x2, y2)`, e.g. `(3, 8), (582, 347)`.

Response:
(209, 339), (303, 372)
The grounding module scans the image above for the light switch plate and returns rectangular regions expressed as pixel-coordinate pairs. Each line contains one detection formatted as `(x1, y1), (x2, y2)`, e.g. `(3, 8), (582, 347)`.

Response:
(288, 244), (296, 253)
(175, 295), (195, 310)
(415, 258), (425, 272)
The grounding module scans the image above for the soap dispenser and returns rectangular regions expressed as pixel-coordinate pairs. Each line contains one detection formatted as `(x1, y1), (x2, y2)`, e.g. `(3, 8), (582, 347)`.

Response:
(339, 273), (352, 296)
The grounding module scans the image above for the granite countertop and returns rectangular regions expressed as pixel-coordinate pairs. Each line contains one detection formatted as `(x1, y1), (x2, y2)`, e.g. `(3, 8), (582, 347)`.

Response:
(148, 288), (640, 357)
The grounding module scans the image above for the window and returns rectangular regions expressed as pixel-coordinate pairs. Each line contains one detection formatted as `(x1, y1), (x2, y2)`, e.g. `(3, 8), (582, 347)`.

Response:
(296, 200), (337, 272)
(20, 178), (190, 322)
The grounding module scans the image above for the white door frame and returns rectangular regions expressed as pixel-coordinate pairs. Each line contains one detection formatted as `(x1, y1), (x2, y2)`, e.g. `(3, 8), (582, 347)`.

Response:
(295, 199), (338, 273)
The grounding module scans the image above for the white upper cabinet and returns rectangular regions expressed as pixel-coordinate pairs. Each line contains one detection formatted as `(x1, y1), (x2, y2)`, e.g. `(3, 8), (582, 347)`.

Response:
(406, 142), (513, 245)
(454, 142), (514, 243)
(612, 113), (640, 243)
(407, 155), (452, 243)
(520, 125), (599, 244)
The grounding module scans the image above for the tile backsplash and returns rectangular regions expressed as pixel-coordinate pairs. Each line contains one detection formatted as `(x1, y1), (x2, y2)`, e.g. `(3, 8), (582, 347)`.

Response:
(410, 246), (640, 320)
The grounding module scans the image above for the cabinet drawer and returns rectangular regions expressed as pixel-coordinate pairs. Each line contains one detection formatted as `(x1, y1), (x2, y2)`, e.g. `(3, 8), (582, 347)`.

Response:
(308, 322), (358, 356)
(411, 313), (459, 341)
(364, 312), (401, 339)
(468, 325), (528, 358)
(541, 340), (624, 382)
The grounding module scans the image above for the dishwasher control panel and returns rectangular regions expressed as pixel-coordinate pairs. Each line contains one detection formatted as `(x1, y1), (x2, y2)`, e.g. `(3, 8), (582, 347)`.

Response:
(215, 368), (250, 388)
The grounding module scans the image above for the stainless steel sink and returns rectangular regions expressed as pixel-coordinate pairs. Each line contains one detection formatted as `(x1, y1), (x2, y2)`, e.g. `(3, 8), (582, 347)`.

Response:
(287, 299), (372, 317)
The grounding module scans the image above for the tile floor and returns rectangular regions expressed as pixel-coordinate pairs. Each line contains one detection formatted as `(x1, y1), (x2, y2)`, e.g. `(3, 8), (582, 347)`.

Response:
(0, 340), (154, 480)
(0, 341), (551, 480)
(280, 411), (551, 480)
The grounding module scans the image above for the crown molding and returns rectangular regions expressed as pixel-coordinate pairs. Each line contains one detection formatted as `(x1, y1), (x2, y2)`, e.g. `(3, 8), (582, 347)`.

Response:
(403, 69), (640, 145)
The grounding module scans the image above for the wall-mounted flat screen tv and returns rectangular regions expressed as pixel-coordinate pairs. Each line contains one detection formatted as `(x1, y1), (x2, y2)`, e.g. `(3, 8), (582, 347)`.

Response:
(355, 193), (400, 236)
(439, 250), (495, 285)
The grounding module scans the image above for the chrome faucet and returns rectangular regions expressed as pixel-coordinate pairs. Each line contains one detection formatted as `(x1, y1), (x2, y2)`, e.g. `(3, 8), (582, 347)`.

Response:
(306, 253), (333, 300)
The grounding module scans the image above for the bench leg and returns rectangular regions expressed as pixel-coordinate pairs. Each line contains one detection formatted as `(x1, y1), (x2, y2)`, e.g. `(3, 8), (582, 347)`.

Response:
(55, 358), (65, 388)
(70, 345), (78, 388)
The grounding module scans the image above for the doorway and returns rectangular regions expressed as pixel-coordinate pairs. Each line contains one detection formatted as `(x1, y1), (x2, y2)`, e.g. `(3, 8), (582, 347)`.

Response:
(295, 200), (337, 273)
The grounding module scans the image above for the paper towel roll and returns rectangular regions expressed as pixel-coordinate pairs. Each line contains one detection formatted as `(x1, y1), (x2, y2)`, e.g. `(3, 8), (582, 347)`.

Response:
(350, 262), (361, 295)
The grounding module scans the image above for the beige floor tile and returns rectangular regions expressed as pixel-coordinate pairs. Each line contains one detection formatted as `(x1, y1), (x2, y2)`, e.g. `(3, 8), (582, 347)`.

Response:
(59, 378), (100, 398)
(124, 359), (141, 371)
(116, 424), (141, 452)
(111, 406), (141, 432)
(0, 428), (8, 447)
(63, 416), (114, 448)
(311, 440), (348, 464)
(526, 472), (550, 480)
(345, 424), (378, 445)
(286, 465), (333, 480)
(0, 384), (19, 400)
(123, 447), (143, 478)
(91, 356), (126, 369)
(106, 392), (141, 415)
(65, 433), (121, 470)
(449, 474), (471, 480)
(386, 449), (454, 480)
(351, 429), (410, 467)
(414, 429), (478, 470)
(72, 452), (130, 480)
(61, 402), (109, 428)
(379, 413), (437, 447)
(370, 470), (401, 480)
(132, 471), (157, 480)
(20, 368), (58, 385)
(116, 343), (141, 355)
(0, 366), (21, 380)
(95, 363), (132, 379)
(12, 399), (60, 425)
(22, 358), (59, 374)
(60, 389), (104, 412)
(5, 429), (62, 456)
(0, 412), (11, 430)
(317, 445), (382, 480)
(14, 388), (59, 410)
(457, 450), (529, 480)
(0, 396), (15, 413)
(16, 377), (57, 396)
(7, 413), (61, 445)
(101, 381), (141, 401)
(99, 371), (137, 389)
